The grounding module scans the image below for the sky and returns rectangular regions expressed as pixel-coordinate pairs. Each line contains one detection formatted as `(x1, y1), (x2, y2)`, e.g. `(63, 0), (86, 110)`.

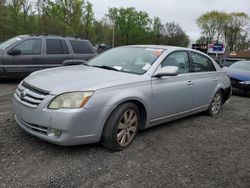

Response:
(88, 0), (250, 42)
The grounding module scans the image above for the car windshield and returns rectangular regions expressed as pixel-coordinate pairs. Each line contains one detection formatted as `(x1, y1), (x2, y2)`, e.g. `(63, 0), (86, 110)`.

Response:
(87, 47), (165, 74)
(0, 37), (22, 50)
(229, 61), (250, 71)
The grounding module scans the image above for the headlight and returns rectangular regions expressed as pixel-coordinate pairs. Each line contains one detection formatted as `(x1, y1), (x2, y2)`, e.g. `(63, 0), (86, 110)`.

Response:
(48, 91), (94, 109)
(239, 81), (245, 84)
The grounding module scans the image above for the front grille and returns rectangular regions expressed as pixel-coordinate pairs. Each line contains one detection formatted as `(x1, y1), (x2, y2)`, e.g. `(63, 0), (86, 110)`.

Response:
(15, 82), (49, 108)
(230, 78), (244, 88)
(18, 117), (48, 135)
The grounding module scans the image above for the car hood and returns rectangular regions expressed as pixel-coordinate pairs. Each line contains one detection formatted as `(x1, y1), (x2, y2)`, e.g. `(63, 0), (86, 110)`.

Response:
(24, 65), (147, 94)
(223, 67), (250, 81)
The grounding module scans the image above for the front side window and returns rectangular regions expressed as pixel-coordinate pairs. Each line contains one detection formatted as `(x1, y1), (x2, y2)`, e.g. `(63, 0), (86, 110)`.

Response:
(87, 47), (165, 74)
(190, 52), (216, 72)
(161, 51), (190, 73)
(12, 39), (42, 55)
(70, 40), (93, 54)
(46, 39), (69, 54)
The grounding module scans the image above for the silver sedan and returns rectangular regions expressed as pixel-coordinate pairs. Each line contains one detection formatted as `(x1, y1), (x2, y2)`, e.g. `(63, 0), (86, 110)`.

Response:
(12, 45), (231, 150)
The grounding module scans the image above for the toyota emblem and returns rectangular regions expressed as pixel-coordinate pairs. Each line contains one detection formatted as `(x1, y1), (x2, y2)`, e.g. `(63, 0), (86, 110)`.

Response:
(20, 89), (26, 99)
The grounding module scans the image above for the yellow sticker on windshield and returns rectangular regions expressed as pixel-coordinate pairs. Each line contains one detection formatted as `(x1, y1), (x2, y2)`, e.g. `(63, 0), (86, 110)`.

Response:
(154, 49), (163, 57)
(144, 48), (164, 57)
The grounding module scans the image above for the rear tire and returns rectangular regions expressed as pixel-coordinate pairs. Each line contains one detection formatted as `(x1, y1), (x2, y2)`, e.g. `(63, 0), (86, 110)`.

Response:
(207, 90), (223, 116)
(101, 102), (140, 151)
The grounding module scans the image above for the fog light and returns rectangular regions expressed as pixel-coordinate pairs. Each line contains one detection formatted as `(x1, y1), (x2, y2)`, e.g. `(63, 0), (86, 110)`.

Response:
(47, 128), (62, 138)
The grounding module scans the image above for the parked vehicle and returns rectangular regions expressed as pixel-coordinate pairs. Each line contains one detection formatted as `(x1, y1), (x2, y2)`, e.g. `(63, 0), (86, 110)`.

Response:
(0, 35), (97, 79)
(12, 45), (231, 150)
(219, 57), (246, 67)
(223, 61), (250, 96)
(97, 43), (112, 53)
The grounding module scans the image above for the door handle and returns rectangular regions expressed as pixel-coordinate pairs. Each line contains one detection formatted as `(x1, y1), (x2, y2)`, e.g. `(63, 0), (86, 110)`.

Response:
(213, 78), (218, 82)
(186, 81), (194, 86)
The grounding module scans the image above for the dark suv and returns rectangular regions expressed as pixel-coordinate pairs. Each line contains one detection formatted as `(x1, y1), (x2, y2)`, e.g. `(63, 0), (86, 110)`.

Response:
(0, 35), (97, 78)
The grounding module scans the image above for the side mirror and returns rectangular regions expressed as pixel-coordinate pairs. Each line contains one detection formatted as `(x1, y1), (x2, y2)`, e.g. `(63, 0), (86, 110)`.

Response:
(62, 59), (86, 66)
(154, 66), (179, 77)
(8, 49), (21, 56)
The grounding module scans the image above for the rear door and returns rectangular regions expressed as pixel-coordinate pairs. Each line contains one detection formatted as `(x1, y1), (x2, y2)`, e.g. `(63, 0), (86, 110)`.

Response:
(151, 51), (194, 121)
(69, 40), (96, 61)
(3, 38), (43, 77)
(44, 38), (72, 68)
(189, 51), (218, 108)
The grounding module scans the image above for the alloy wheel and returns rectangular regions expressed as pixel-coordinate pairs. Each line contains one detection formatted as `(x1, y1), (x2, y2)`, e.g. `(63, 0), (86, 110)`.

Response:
(211, 93), (222, 115)
(117, 109), (138, 146)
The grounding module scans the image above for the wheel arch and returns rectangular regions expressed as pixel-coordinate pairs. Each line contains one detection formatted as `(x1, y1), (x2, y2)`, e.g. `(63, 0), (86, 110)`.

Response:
(210, 84), (230, 105)
(101, 97), (149, 135)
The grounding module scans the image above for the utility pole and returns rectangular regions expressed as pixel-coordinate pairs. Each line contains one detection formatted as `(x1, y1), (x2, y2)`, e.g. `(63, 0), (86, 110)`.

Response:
(112, 23), (115, 48)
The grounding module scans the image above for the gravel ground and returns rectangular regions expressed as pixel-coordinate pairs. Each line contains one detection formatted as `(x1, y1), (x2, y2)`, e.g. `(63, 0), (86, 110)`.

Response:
(0, 81), (250, 188)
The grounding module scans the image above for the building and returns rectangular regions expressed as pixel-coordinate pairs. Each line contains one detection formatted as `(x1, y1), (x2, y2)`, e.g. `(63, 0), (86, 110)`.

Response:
(226, 50), (250, 60)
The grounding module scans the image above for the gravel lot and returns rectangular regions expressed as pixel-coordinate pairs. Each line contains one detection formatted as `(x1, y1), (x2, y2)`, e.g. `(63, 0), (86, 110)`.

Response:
(0, 81), (250, 188)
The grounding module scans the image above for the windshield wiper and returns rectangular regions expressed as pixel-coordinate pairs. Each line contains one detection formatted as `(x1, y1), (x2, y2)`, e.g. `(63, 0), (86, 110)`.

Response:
(82, 62), (89, 66)
(91, 65), (119, 71)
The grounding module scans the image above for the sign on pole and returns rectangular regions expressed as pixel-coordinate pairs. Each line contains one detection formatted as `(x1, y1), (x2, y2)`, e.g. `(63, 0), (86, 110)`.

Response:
(208, 44), (225, 54)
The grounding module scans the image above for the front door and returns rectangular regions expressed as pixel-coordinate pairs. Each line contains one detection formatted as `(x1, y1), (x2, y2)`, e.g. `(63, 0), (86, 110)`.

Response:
(3, 38), (43, 77)
(151, 51), (194, 121)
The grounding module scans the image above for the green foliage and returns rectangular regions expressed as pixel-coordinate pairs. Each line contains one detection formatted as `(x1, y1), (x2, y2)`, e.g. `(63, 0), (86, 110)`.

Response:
(107, 7), (150, 45)
(0, 1), (190, 47)
(162, 22), (190, 47)
(107, 7), (189, 46)
(197, 11), (250, 50)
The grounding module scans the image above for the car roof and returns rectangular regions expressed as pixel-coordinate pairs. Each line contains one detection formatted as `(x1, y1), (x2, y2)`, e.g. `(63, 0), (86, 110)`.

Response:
(124, 45), (211, 57)
(17, 34), (90, 41)
(126, 45), (187, 50)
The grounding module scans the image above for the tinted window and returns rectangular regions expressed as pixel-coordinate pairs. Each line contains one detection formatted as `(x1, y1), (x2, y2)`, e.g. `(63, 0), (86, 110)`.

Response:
(190, 52), (216, 72)
(161, 51), (190, 73)
(13, 39), (42, 55)
(46, 39), (69, 54)
(70, 40), (93, 54)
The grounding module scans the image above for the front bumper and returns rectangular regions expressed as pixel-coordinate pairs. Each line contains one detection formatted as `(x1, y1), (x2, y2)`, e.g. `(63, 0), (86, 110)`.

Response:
(12, 94), (111, 146)
(231, 83), (250, 96)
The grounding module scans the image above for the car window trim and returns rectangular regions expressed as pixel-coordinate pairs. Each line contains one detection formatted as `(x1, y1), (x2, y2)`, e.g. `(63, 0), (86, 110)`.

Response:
(153, 50), (192, 76)
(9, 38), (42, 55)
(69, 40), (94, 54)
(60, 40), (70, 54)
(45, 39), (70, 55)
(189, 51), (216, 73)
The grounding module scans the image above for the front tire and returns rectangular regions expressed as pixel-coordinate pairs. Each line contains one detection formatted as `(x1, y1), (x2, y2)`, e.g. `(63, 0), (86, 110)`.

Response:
(101, 102), (140, 151)
(207, 90), (223, 116)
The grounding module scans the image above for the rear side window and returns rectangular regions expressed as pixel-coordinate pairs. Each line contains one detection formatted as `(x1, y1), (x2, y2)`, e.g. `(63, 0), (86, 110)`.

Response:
(69, 40), (93, 54)
(190, 52), (216, 72)
(13, 39), (42, 55)
(46, 39), (69, 54)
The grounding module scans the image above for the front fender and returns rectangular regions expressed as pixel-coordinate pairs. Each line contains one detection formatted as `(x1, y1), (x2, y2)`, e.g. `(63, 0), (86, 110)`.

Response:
(84, 83), (152, 124)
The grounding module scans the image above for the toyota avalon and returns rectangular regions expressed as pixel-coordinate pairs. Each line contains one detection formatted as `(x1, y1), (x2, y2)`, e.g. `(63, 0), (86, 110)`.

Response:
(13, 45), (231, 150)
